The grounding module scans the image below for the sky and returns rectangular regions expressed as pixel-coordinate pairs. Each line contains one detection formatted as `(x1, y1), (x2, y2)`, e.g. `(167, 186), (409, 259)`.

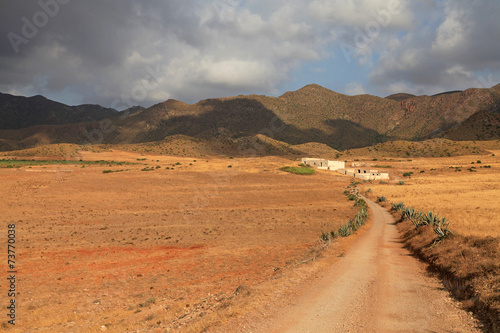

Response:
(1, 0), (499, 110)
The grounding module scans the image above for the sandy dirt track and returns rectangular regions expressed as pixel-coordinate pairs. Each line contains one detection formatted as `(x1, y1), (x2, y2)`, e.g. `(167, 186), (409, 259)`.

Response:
(256, 197), (481, 333)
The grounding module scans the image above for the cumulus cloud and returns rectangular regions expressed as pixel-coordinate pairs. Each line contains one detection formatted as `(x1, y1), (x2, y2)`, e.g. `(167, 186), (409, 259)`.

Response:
(345, 82), (367, 96)
(368, 0), (500, 96)
(0, 0), (498, 108)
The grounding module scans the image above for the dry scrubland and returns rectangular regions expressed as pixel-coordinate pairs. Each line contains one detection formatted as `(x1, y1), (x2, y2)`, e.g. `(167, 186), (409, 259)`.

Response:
(359, 147), (500, 329)
(366, 150), (500, 237)
(2, 142), (500, 331)
(0, 150), (357, 332)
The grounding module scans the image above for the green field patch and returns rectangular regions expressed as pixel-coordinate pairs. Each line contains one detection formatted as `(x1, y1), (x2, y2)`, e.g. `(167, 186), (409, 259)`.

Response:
(280, 166), (316, 175)
(0, 159), (134, 168)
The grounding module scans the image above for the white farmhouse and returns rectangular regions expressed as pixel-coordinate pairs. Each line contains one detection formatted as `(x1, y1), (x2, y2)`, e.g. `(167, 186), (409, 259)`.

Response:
(301, 158), (346, 171)
(337, 168), (390, 180)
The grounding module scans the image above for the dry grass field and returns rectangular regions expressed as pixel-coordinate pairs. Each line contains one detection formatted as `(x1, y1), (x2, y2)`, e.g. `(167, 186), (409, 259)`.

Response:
(2, 142), (499, 331)
(353, 147), (500, 328)
(360, 150), (500, 237)
(0, 150), (357, 332)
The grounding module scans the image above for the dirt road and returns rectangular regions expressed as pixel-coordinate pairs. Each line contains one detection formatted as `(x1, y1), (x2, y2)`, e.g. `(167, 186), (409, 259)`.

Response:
(260, 197), (481, 332)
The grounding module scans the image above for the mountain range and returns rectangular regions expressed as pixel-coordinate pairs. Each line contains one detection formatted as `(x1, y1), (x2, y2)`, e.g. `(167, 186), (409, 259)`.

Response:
(0, 83), (499, 152)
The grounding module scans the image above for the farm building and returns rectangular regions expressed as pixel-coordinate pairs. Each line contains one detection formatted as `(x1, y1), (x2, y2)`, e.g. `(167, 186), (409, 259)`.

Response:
(301, 158), (345, 171)
(300, 158), (389, 179)
(337, 168), (390, 180)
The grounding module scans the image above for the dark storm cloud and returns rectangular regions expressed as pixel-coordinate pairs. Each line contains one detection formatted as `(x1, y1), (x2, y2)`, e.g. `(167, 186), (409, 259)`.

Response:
(0, 0), (498, 108)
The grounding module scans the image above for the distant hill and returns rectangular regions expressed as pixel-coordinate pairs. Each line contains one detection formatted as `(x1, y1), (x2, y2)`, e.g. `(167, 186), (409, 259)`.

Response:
(0, 83), (499, 152)
(0, 92), (143, 130)
(440, 109), (500, 141)
(385, 93), (416, 102)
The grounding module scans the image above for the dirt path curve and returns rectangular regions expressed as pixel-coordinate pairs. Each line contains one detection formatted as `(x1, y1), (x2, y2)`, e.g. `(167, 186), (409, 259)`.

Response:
(261, 197), (481, 333)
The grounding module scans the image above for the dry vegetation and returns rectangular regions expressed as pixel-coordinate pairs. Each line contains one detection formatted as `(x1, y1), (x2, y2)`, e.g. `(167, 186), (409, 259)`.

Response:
(1, 149), (358, 332)
(366, 149), (500, 237)
(360, 147), (500, 330)
(2, 139), (500, 331)
(348, 138), (500, 158)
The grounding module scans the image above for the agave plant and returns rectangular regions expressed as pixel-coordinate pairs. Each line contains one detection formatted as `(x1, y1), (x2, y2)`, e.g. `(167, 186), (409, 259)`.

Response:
(401, 207), (414, 219)
(358, 207), (369, 220)
(348, 220), (356, 231)
(433, 217), (454, 245)
(411, 211), (424, 227)
(338, 224), (352, 237)
(423, 211), (440, 226)
(391, 202), (405, 212)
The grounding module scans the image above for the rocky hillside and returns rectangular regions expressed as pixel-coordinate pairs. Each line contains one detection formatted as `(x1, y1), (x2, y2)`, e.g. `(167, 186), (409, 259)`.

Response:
(0, 93), (145, 130)
(0, 83), (499, 152)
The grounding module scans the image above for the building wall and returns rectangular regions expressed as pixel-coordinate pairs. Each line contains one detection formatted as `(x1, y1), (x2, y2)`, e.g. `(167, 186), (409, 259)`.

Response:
(301, 158), (329, 169)
(301, 159), (386, 178)
(337, 169), (390, 180)
(327, 161), (345, 170)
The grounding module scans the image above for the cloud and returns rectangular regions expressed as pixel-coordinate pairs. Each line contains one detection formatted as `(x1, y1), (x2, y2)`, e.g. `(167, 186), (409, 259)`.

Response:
(344, 82), (367, 96)
(1, 1), (328, 107)
(368, 0), (500, 95)
(0, 0), (498, 108)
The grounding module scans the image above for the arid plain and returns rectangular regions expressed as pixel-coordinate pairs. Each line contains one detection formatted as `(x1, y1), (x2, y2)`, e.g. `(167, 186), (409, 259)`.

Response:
(1, 148), (359, 332)
(1, 141), (499, 332)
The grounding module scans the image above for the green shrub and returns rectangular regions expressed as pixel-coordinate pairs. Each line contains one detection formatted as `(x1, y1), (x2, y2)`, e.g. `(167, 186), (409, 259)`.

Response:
(347, 194), (357, 201)
(103, 169), (126, 174)
(354, 198), (367, 208)
(398, 180), (405, 185)
(391, 202), (405, 212)
(321, 192), (369, 241)
(376, 196), (386, 202)
(430, 217), (454, 245)
(338, 224), (352, 237)
(320, 231), (330, 241)
(422, 211), (439, 226)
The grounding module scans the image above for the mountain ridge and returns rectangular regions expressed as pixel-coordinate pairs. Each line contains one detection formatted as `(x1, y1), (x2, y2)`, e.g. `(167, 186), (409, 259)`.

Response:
(0, 83), (499, 152)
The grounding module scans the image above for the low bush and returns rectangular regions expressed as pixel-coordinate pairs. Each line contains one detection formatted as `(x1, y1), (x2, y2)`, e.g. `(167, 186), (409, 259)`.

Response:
(103, 169), (127, 174)
(321, 195), (369, 241)
(399, 206), (454, 244)
(391, 202), (405, 212)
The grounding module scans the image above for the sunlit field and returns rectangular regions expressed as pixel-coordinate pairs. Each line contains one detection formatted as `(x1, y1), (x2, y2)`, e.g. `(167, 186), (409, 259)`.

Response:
(367, 150), (500, 237)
